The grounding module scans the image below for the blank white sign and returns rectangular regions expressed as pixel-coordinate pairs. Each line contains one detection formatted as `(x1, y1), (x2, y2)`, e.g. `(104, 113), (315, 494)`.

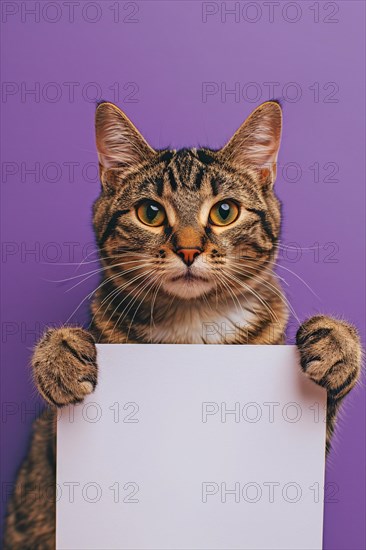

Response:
(56, 344), (326, 550)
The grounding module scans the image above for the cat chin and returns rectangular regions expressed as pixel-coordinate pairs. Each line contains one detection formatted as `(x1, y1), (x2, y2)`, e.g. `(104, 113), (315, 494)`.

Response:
(162, 279), (215, 300)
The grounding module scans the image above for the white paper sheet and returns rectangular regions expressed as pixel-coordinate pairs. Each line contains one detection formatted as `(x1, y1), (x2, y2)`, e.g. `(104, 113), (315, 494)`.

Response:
(56, 344), (326, 550)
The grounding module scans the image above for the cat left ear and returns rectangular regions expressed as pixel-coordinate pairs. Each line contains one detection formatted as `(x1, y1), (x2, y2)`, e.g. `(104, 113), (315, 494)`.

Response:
(95, 102), (156, 172)
(219, 101), (282, 185)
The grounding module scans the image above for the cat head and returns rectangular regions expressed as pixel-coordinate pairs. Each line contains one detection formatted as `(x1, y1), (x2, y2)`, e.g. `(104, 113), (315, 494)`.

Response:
(93, 101), (282, 300)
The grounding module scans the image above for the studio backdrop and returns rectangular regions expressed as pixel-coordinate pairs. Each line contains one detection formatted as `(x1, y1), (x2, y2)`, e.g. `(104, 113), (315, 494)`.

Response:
(1, 1), (365, 549)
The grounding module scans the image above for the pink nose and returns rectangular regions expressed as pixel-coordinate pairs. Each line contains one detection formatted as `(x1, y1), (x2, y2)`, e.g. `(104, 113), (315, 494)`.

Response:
(176, 248), (201, 267)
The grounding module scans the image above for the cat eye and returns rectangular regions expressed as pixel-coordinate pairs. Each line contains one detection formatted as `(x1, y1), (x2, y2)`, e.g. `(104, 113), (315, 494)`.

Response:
(209, 200), (239, 226)
(136, 200), (166, 227)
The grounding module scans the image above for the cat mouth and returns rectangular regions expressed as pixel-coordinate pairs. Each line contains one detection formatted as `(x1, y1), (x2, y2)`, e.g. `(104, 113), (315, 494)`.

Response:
(170, 272), (209, 283)
(164, 270), (215, 298)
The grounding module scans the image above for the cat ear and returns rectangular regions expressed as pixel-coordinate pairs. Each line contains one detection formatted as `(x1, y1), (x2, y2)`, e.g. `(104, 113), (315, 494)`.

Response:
(95, 102), (156, 171)
(219, 101), (282, 185)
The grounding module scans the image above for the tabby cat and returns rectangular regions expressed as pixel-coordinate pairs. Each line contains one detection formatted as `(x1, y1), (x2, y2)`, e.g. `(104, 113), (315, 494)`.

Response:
(4, 101), (362, 548)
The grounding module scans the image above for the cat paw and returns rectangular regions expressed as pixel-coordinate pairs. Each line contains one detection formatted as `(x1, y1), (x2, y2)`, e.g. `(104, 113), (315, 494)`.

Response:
(296, 315), (361, 400)
(32, 327), (98, 407)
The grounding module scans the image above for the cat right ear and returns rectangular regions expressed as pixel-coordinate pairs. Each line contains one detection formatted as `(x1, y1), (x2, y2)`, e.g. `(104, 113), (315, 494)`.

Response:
(219, 101), (282, 185)
(95, 102), (156, 174)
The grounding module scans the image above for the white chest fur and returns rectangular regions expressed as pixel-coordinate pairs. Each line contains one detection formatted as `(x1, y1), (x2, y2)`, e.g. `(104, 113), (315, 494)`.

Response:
(144, 299), (256, 344)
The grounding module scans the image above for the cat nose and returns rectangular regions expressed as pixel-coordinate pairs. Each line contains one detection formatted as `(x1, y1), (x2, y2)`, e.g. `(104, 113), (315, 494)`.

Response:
(175, 248), (202, 267)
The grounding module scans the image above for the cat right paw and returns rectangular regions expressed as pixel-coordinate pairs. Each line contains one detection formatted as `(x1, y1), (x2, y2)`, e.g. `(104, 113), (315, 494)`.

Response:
(32, 327), (98, 407)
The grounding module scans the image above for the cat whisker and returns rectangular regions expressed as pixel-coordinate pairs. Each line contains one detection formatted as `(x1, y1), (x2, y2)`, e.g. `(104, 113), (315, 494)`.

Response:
(64, 261), (153, 293)
(235, 259), (289, 286)
(126, 274), (163, 343)
(74, 246), (151, 270)
(98, 269), (156, 341)
(44, 251), (152, 268)
(108, 271), (160, 342)
(94, 269), (156, 336)
(227, 264), (299, 323)
(65, 264), (153, 324)
(149, 278), (164, 338)
(213, 272), (247, 319)
(228, 261), (293, 306)
(275, 264), (319, 299)
(88, 267), (155, 330)
(221, 270), (279, 323)
(49, 259), (149, 285)
(274, 242), (323, 252)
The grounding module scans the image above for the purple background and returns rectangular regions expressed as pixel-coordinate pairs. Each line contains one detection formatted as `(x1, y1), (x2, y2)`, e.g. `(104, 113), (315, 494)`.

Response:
(1, 1), (365, 548)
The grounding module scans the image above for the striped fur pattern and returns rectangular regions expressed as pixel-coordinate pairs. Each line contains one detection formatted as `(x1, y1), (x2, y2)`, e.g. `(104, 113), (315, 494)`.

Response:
(4, 102), (362, 549)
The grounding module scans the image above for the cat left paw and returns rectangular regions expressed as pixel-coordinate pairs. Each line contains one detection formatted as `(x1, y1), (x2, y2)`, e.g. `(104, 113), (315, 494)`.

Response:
(296, 315), (362, 400)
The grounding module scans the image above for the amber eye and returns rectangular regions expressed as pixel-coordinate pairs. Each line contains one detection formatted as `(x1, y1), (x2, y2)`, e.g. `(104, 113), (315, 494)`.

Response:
(209, 200), (239, 226)
(136, 200), (166, 227)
